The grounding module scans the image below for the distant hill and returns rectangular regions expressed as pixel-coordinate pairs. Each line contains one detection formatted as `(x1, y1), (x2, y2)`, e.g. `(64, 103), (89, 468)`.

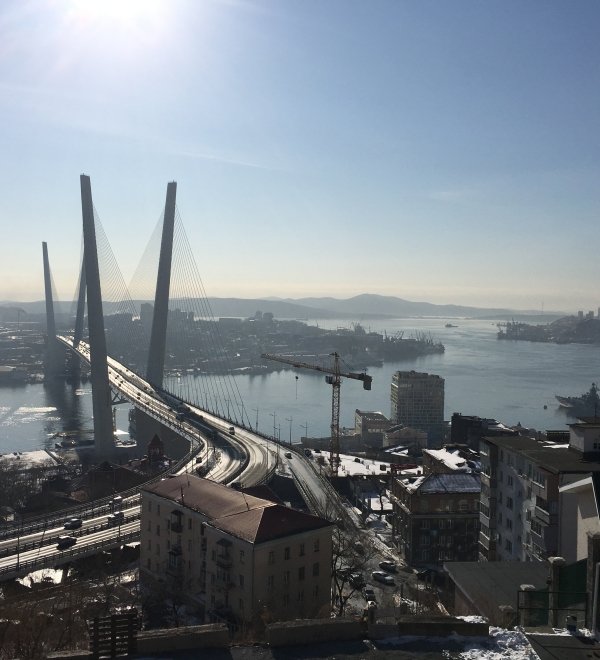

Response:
(1, 294), (564, 321)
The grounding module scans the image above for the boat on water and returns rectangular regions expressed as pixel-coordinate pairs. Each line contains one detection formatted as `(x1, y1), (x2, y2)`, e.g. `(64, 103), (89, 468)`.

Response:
(555, 383), (600, 417)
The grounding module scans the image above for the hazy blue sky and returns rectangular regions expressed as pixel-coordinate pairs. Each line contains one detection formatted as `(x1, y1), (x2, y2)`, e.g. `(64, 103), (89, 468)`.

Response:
(1, 0), (599, 312)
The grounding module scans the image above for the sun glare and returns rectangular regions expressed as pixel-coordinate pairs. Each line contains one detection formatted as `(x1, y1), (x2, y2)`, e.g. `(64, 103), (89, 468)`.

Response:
(69, 0), (167, 32)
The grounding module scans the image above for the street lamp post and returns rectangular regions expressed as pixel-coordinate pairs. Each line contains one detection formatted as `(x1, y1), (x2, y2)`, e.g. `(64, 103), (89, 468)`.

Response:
(270, 412), (277, 441)
(252, 408), (259, 432)
(286, 416), (293, 445)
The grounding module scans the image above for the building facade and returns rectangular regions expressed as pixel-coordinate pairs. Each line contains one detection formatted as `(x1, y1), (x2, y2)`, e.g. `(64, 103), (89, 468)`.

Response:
(391, 471), (480, 566)
(140, 475), (332, 627)
(479, 421), (600, 562)
(390, 371), (445, 447)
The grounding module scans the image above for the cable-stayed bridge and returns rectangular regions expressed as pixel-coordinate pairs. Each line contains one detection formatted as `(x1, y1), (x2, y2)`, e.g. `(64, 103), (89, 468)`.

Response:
(0, 175), (291, 580)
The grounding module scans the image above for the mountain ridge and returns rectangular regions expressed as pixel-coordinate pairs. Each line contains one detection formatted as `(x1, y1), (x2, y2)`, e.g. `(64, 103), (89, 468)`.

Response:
(0, 293), (564, 321)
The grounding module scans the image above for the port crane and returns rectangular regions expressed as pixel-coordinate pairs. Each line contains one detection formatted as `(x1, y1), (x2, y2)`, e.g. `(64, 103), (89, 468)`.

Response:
(261, 352), (372, 476)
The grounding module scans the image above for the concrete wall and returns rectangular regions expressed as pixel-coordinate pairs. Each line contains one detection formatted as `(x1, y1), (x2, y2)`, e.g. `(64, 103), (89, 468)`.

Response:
(266, 618), (363, 646)
(137, 624), (229, 653)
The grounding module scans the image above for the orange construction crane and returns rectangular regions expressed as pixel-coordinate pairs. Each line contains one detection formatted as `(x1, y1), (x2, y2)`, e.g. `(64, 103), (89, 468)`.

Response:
(261, 352), (372, 476)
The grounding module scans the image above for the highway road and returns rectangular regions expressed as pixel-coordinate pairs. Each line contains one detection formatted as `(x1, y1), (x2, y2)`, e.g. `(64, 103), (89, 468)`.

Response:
(0, 337), (279, 581)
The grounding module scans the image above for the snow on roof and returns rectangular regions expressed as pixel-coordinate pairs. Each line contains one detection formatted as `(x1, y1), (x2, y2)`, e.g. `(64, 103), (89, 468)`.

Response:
(424, 448), (470, 471)
(336, 452), (392, 476)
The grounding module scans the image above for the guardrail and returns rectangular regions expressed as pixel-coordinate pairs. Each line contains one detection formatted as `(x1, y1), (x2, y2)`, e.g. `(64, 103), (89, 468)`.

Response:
(0, 530), (140, 580)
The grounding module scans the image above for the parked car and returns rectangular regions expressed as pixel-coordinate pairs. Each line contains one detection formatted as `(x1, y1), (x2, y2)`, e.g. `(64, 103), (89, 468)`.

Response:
(362, 586), (376, 602)
(284, 452), (292, 459)
(379, 560), (397, 573)
(417, 568), (441, 583)
(63, 518), (82, 530)
(304, 449), (312, 457)
(372, 570), (394, 585)
(349, 573), (364, 588)
(56, 535), (77, 550)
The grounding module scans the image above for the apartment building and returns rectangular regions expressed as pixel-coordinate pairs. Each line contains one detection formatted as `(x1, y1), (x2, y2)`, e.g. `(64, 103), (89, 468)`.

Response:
(479, 420), (600, 562)
(390, 371), (445, 447)
(140, 475), (333, 626)
(391, 471), (480, 566)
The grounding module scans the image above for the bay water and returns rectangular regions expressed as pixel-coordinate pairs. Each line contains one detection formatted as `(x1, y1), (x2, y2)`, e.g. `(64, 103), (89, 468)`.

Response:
(2, 318), (599, 453)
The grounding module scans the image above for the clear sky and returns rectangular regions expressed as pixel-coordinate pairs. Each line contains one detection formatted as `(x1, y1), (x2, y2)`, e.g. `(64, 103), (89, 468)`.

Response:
(1, 0), (599, 312)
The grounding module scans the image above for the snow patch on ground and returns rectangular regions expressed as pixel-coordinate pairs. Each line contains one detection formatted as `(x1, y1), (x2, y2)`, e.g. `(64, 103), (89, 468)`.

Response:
(459, 627), (537, 660)
(17, 567), (65, 587)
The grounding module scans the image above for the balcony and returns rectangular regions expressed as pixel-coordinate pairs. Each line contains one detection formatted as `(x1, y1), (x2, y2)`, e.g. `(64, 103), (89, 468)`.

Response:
(216, 554), (233, 569)
(171, 522), (183, 534)
(534, 505), (550, 525)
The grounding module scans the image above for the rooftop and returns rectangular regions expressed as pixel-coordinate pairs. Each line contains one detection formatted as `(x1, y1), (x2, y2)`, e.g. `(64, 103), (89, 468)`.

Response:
(143, 475), (331, 544)
(483, 435), (600, 475)
(400, 472), (480, 494)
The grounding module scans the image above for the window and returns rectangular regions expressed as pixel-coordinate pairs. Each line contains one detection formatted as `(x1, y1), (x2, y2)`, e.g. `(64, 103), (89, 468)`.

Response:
(239, 574), (244, 588)
(283, 593), (290, 607)
(298, 567), (305, 581)
(314, 539), (320, 552)
(211, 550), (216, 561)
(420, 519), (430, 529)
(239, 598), (244, 611)
(506, 518), (513, 530)
(188, 519), (192, 531)
(188, 539), (192, 551)
(420, 535), (430, 546)
(312, 562), (319, 577)
(505, 539), (513, 552)
(507, 475), (513, 487)
(268, 551), (275, 565)
(284, 547), (290, 560)
(157, 504), (161, 515)
(459, 500), (468, 512)
(438, 519), (445, 530)
(531, 520), (543, 536)
(298, 590), (304, 603)
(240, 549), (245, 563)
(283, 570), (290, 586)
(156, 524), (160, 536)
(313, 585), (319, 599)
(267, 575), (274, 590)
(506, 497), (514, 510)
(299, 543), (305, 557)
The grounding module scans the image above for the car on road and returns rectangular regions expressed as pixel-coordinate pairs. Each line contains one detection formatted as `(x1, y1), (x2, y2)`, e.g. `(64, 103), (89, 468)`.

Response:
(284, 452), (292, 459)
(63, 518), (82, 530)
(372, 570), (394, 585)
(228, 426), (235, 435)
(56, 535), (77, 550)
(107, 512), (124, 526)
(379, 560), (397, 573)
(362, 586), (376, 602)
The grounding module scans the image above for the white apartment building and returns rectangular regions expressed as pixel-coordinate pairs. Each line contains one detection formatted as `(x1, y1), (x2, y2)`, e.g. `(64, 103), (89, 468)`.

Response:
(140, 474), (333, 627)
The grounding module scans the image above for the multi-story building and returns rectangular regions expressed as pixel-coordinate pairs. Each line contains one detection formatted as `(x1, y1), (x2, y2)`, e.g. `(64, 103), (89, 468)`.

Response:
(354, 409), (390, 447)
(390, 371), (445, 447)
(140, 474), (333, 627)
(479, 419), (600, 562)
(450, 413), (517, 451)
(391, 471), (480, 566)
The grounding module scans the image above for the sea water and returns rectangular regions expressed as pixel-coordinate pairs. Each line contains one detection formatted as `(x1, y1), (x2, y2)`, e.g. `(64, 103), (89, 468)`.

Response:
(1, 318), (598, 452)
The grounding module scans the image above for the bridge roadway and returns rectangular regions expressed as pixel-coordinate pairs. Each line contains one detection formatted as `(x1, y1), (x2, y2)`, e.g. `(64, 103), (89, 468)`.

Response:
(0, 338), (278, 581)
